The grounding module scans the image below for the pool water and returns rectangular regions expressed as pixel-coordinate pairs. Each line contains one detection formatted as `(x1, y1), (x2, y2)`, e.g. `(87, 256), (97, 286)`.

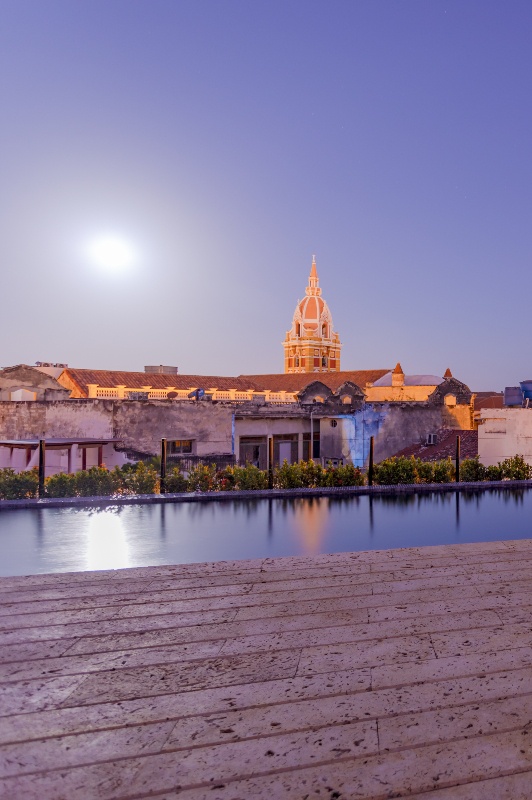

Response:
(2, 490), (532, 577)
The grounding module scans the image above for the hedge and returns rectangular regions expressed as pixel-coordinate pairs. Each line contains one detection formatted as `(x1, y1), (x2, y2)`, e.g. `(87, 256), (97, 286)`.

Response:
(1, 456), (531, 500)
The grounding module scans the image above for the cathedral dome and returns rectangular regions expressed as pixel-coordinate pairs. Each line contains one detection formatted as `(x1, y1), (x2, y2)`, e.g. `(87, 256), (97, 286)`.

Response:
(283, 257), (342, 373)
(291, 257), (333, 338)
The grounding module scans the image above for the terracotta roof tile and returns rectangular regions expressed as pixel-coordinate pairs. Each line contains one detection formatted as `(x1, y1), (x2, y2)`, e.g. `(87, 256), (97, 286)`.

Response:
(62, 368), (390, 397)
(238, 370), (390, 393)
(393, 429), (478, 462)
(474, 392), (503, 411)
(63, 369), (257, 395)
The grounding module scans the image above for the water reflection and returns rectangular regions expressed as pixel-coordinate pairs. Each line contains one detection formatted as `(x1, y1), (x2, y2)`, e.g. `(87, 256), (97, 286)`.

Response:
(291, 497), (330, 555)
(84, 508), (131, 571)
(3, 487), (532, 577)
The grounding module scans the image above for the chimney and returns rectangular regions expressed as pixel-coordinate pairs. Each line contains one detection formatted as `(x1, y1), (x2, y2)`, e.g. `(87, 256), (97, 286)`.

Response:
(392, 362), (404, 387)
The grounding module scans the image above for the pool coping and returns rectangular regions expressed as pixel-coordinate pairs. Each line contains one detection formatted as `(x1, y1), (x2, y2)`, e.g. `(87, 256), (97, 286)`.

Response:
(1, 478), (532, 510)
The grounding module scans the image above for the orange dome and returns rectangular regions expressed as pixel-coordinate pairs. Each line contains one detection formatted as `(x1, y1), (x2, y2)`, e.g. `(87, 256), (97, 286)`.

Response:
(283, 256), (342, 374)
(296, 294), (330, 334)
(290, 257), (333, 336)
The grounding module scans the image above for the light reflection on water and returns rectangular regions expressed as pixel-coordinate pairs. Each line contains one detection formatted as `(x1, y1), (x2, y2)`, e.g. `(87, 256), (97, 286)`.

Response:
(85, 510), (130, 571)
(0, 489), (530, 576)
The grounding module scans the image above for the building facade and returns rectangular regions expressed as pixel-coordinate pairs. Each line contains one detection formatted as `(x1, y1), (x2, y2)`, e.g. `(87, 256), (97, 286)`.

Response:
(283, 257), (342, 374)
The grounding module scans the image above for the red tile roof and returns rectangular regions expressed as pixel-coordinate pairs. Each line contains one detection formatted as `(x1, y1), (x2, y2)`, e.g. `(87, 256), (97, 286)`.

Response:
(62, 368), (390, 397)
(393, 429), (478, 461)
(63, 369), (258, 395)
(238, 370), (390, 393)
(474, 392), (503, 411)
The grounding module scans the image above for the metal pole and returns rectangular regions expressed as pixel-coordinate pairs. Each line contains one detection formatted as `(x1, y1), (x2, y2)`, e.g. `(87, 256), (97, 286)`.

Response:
(310, 410), (313, 462)
(368, 435), (374, 487)
(455, 435), (461, 482)
(268, 436), (274, 489)
(38, 439), (46, 498)
(160, 438), (167, 494)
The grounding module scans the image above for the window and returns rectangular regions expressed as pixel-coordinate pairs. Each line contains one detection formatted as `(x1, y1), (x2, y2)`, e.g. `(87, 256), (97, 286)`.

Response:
(296, 323), (301, 336)
(295, 356), (300, 367)
(170, 440), (193, 454)
(322, 324), (327, 336)
(330, 419), (338, 427)
(322, 356), (328, 367)
(303, 432), (320, 460)
(444, 394), (457, 407)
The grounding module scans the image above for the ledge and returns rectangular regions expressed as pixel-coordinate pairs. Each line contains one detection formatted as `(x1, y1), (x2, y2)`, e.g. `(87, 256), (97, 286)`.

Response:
(1, 478), (532, 510)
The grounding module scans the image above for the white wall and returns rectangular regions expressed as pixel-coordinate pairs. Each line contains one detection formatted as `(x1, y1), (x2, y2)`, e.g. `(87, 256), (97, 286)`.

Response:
(478, 408), (532, 465)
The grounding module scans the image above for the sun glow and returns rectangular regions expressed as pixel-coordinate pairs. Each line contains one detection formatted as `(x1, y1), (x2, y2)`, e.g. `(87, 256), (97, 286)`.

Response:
(87, 235), (137, 272)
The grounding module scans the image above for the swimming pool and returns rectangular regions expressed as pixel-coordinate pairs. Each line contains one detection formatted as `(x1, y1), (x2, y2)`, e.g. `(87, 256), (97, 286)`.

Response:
(1, 489), (531, 576)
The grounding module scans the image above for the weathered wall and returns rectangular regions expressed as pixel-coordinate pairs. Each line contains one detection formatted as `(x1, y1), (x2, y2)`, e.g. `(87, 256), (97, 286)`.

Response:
(0, 400), (234, 456)
(365, 385), (436, 402)
(373, 405), (455, 462)
(319, 405), (459, 466)
(442, 404), (472, 429)
(0, 397), (473, 469)
(0, 402), (47, 439)
(112, 401), (233, 455)
(478, 409), (532, 466)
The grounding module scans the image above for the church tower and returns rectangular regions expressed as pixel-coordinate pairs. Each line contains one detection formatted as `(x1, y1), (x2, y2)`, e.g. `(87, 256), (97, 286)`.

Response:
(283, 257), (342, 373)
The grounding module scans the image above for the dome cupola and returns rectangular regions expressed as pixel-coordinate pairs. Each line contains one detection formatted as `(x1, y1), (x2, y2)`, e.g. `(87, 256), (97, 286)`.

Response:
(283, 257), (342, 373)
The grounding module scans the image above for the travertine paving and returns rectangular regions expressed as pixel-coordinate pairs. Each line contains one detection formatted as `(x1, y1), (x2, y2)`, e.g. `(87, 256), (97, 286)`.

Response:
(1, 539), (532, 799)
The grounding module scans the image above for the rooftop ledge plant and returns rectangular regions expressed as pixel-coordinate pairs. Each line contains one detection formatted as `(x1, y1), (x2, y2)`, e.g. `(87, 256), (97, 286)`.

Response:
(0, 455), (530, 501)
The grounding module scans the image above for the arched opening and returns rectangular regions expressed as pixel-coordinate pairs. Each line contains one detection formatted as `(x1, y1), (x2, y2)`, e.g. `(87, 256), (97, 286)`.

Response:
(296, 323), (301, 337)
(341, 395), (352, 404)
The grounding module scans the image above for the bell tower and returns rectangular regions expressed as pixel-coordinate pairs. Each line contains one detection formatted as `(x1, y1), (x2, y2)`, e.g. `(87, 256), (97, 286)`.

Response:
(283, 257), (342, 373)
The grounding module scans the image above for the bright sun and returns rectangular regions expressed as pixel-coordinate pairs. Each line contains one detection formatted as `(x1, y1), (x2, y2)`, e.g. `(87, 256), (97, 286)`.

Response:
(88, 235), (136, 272)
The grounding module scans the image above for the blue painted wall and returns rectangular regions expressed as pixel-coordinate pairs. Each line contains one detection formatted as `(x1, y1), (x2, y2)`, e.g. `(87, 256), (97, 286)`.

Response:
(338, 406), (389, 468)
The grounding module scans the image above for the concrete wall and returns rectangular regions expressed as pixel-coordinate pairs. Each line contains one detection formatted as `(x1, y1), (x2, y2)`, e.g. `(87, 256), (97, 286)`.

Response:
(319, 404), (459, 467)
(365, 385), (437, 402)
(0, 397), (473, 472)
(478, 408), (532, 466)
(0, 400), (234, 457)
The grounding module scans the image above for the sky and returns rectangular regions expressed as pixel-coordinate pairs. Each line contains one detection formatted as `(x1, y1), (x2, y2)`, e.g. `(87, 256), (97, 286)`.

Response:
(1, 0), (532, 390)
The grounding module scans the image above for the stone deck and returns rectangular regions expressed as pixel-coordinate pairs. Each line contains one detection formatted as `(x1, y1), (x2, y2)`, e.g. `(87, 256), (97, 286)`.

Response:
(1, 540), (532, 799)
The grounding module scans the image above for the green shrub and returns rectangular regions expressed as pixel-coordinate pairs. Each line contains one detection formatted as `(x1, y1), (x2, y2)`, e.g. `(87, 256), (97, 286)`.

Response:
(322, 463), (365, 487)
(232, 464), (269, 490)
(121, 461), (159, 494)
(187, 463), (217, 492)
(274, 460), (306, 488)
(74, 466), (122, 497)
(415, 460), (434, 483)
(0, 468), (39, 499)
(485, 464), (503, 481)
(432, 458), (455, 483)
(500, 455), (531, 481)
(164, 467), (188, 493)
(45, 472), (77, 498)
(459, 457), (486, 482)
(299, 460), (328, 487)
(373, 456), (417, 485)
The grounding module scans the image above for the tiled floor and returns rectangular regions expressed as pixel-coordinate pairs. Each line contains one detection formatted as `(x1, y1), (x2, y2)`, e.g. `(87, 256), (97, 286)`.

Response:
(1, 539), (532, 798)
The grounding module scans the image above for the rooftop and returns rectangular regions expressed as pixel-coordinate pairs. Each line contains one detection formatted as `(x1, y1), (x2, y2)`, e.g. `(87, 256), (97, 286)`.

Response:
(1, 539), (532, 797)
(63, 368), (390, 397)
(394, 429), (478, 461)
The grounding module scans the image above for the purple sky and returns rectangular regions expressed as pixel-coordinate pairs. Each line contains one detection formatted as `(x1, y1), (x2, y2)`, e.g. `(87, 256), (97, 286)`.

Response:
(2, 1), (532, 390)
